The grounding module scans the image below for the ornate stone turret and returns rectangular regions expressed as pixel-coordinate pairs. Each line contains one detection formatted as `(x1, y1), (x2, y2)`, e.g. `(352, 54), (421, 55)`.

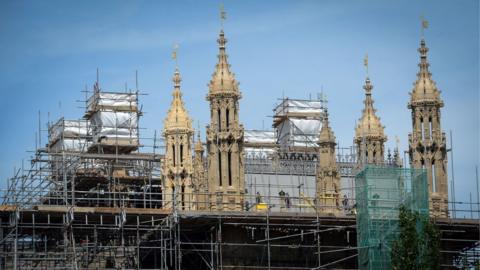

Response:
(316, 110), (341, 214)
(354, 77), (387, 165)
(193, 131), (207, 210)
(206, 30), (245, 211)
(163, 68), (194, 210)
(408, 38), (448, 218)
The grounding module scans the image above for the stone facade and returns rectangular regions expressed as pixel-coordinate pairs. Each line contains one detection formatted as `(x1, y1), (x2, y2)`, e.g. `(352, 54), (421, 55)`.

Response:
(408, 38), (449, 218)
(162, 68), (194, 210)
(193, 132), (208, 210)
(316, 110), (341, 215)
(206, 30), (245, 211)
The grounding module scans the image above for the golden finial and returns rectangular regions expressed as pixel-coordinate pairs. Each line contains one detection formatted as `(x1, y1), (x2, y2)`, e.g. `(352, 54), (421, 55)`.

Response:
(421, 15), (429, 37)
(363, 53), (369, 76)
(220, 3), (227, 28)
(172, 43), (179, 68)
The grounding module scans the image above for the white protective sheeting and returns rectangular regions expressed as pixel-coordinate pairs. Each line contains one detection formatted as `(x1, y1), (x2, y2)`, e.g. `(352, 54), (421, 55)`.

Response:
(290, 119), (321, 135)
(91, 111), (138, 129)
(50, 138), (90, 152)
(277, 119), (321, 147)
(88, 92), (137, 111)
(49, 119), (89, 143)
(244, 130), (276, 144)
(90, 111), (138, 139)
(275, 99), (324, 116)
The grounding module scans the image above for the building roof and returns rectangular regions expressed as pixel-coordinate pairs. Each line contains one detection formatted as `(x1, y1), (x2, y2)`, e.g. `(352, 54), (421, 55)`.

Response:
(409, 39), (444, 107)
(354, 77), (387, 142)
(164, 68), (193, 131)
(207, 30), (241, 96)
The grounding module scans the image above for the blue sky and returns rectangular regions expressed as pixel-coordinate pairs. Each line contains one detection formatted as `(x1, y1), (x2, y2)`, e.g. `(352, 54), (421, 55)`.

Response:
(0, 0), (478, 207)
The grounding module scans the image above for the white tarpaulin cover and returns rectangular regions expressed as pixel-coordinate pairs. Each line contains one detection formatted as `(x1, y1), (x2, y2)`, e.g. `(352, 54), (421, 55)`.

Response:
(277, 119), (322, 147)
(88, 92), (138, 111)
(91, 111), (138, 129)
(90, 111), (138, 141)
(244, 130), (275, 144)
(275, 99), (324, 116)
(49, 119), (89, 142)
(50, 138), (90, 152)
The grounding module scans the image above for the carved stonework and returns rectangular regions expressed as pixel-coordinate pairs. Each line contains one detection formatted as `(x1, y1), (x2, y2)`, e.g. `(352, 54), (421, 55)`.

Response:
(316, 111), (341, 215)
(193, 133), (208, 210)
(162, 68), (194, 210)
(408, 39), (448, 218)
(206, 30), (245, 211)
(354, 77), (387, 165)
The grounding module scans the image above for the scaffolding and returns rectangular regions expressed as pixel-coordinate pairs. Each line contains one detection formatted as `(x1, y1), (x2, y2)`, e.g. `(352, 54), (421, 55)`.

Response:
(273, 97), (326, 153)
(355, 166), (429, 270)
(0, 86), (478, 269)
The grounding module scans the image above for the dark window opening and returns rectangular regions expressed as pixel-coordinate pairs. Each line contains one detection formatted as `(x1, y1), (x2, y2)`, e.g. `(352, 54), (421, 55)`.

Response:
(181, 184), (185, 210)
(217, 109), (221, 130)
(218, 150), (222, 186)
(180, 144), (184, 166)
(429, 117), (433, 138)
(432, 160), (436, 192)
(172, 145), (176, 167)
(226, 108), (230, 131)
(228, 151), (232, 186)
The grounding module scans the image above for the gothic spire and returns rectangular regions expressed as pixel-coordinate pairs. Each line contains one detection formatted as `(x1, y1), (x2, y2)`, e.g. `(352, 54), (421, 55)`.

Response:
(409, 38), (444, 107)
(319, 110), (336, 144)
(164, 68), (192, 130)
(194, 130), (203, 152)
(207, 30), (240, 95)
(355, 77), (386, 140)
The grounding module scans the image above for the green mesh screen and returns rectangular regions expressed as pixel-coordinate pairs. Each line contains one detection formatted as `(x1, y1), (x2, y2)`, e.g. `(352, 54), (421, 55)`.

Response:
(355, 166), (428, 270)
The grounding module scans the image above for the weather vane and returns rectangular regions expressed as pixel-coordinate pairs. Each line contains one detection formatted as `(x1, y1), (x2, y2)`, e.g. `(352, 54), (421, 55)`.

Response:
(220, 3), (227, 27)
(421, 15), (429, 37)
(172, 43), (179, 68)
(363, 53), (369, 76)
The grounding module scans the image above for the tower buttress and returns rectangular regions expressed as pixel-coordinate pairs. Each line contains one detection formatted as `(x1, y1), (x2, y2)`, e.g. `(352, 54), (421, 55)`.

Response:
(316, 110), (341, 215)
(193, 132), (207, 210)
(206, 30), (245, 211)
(163, 68), (194, 210)
(408, 38), (448, 218)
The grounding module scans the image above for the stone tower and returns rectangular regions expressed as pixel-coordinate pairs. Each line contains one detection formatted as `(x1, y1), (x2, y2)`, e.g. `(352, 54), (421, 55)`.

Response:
(163, 68), (194, 210)
(206, 30), (245, 211)
(316, 110), (341, 214)
(354, 77), (387, 165)
(193, 132), (207, 210)
(408, 38), (448, 218)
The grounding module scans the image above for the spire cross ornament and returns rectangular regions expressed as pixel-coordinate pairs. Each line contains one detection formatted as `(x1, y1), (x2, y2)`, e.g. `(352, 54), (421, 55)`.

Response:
(421, 16), (429, 37)
(220, 3), (227, 28)
(172, 43), (179, 68)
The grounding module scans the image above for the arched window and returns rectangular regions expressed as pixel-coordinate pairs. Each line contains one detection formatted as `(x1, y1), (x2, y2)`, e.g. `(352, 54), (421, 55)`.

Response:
(420, 118), (425, 140)
(228, 151), (232, 186)
(226, 108), (230, 131)
(172, 145), (176, 167)
(218, 150), (222, 186)
(217, 109), (221, 130)
(432, 160), (436, 192)
(180, 144), (184, 166)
